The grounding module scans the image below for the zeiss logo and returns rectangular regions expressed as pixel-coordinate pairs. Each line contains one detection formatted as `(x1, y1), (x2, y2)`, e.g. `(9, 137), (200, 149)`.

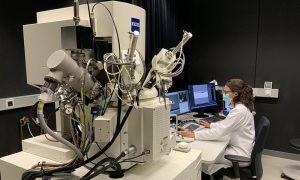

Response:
(131, 18), (140, 32)
(132, 22), (140, 26)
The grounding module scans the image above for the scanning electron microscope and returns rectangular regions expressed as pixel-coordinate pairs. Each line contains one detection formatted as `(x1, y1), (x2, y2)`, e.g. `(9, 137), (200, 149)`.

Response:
(0, 1), (200, 180)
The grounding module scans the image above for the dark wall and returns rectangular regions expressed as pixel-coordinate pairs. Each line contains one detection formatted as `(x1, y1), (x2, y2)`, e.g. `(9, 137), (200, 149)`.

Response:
(0, 0), (74, 98)
(172, 0), (300, 154)
(0, 0), (73, 157)
(255, 0), (300, 153)
(175, 0), (259, 86)
(0, 103), (56, 157)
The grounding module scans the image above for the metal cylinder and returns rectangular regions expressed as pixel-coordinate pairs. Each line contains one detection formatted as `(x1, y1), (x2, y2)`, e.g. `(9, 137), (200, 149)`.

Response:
(128, 31), (139, 59)
(47, 50), (95, 93)
(91, 12), (96, 36)
(73, 0), (80, 26)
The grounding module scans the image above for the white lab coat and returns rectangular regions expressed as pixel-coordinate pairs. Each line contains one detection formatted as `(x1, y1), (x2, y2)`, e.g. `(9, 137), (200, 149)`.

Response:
(194, 103), (255, 175)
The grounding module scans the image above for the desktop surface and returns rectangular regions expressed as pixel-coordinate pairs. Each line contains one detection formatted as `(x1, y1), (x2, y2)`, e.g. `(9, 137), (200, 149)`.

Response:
(170, 110), (229, 164)
(189, 135), (230, 164)
(173, 118), (230, 164)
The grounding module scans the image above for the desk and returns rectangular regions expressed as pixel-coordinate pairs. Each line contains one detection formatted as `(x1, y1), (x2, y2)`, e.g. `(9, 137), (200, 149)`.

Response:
(72, 149), (202, 180)
(189, 136), (230, 164)
(0, 137), (228, 179)
(176, 112), (226, 122)
(177, 113), (230, 164)
(0, 149), (202, 180)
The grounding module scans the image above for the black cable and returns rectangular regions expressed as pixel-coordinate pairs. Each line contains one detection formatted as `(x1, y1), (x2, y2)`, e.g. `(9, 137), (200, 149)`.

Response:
(83, 157), (116, 178)
(120, 160), (145, 164)
(137, 58), (153, 101)
(85, 155), (96, 165)
(83, 151), (125, 179)
(103, 85), (108, 112)
(22, 105), (134, 180)
(46, 106), (60, 122)
(84, 92), (123, 178)
(96, 142), (109, 158)
(86, 0), (93, 37)
(29, 101), (39, 120)
(82, 162), (117, 180)
(91, 2), (121, 58)
(86, 0), (99, 63)
(116, 89), (122, 131)
(121, 152), (145, 161)
(102, 83), (117, 115)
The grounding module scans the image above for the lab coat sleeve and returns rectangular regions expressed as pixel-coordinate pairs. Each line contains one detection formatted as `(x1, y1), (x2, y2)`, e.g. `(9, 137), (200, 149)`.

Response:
(194, 107), (245, 140)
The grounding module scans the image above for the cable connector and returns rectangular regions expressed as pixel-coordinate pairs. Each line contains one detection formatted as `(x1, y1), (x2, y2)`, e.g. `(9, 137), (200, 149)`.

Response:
(91, 106), (102, 116)
(122, 145), (137, 156)
(144, 149), (151, 155)
(20, 116), (29, 127)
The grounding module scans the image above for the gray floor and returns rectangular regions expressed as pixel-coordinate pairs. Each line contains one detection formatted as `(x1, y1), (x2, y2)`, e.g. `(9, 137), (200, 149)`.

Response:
(223, 155), (300, 180)
(262, 155), (300, 180)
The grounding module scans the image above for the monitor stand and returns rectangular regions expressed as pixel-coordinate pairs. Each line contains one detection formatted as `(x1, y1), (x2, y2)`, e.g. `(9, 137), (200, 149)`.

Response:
(192, 109), (209, 118)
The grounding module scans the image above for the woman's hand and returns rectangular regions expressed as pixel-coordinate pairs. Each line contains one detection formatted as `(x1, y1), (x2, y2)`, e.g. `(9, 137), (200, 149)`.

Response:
(198, 120), (211, 128)
(177, 126), (186, 131)
(178, 127), (195, 138)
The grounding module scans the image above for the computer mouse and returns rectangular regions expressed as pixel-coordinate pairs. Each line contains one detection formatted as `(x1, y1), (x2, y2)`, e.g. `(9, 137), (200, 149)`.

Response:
(178, 142), (189, 149)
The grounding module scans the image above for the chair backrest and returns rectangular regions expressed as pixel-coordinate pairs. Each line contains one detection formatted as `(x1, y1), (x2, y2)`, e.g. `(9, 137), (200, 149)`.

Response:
(250, 116), (270, 179)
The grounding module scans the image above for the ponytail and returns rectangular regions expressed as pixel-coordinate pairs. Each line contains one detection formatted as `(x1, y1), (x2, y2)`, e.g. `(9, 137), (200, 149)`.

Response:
(240, 84), (255, 112)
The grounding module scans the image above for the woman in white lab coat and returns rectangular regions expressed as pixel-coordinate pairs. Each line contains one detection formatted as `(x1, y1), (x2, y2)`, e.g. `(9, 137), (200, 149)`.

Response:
(179, 79), (255, 180)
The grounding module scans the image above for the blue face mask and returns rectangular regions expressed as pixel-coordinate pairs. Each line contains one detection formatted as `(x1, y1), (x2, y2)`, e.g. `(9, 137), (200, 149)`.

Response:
(223, 93), (231, 104)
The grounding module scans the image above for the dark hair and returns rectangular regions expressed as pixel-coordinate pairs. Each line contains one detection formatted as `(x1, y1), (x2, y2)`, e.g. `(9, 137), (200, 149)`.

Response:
(225, 79), (255, 112)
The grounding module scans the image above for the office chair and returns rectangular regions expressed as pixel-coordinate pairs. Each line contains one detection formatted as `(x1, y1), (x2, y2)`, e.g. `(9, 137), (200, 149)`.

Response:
(218, 116), (270, 180)
(281, 138), (300, 180)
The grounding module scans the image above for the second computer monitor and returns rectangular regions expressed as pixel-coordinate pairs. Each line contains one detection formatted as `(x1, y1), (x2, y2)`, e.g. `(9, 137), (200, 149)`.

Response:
(188, 83), (217, 118)
(166, 90), (190, 115)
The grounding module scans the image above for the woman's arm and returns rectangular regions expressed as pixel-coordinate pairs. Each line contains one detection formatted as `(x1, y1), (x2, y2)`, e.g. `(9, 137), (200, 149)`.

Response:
(194, 107), (246, 140)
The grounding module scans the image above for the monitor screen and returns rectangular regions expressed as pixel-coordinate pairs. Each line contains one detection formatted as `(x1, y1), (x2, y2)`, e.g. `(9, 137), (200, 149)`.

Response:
(166, 92), (180, 115)
(178, 90), (190, 114)
(166, 90), (190, 115)
(188, 83), (217, 117)
(223, 101), (231, 115)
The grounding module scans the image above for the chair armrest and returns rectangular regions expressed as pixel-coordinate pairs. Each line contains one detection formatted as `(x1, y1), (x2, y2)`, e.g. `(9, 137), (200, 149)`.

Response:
(225, 154), (251, 163)
(225, 154), (251, 178)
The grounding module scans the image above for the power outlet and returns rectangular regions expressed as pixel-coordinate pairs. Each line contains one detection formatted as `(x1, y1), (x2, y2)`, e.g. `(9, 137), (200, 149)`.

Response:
(6, 98), (14, 108)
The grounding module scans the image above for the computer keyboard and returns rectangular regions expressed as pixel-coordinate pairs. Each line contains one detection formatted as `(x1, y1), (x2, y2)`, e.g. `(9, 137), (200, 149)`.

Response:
(201, 116), (219, 123)
(179, 122), (204, 132)
(184, 123), (203, 131)
(178, 119), (199, 128)
(218, 115), (226, 120)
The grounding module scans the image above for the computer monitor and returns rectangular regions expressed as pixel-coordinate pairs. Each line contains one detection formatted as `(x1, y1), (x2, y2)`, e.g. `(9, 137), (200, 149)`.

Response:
(223, 101), (231, 115)
(166, 90), (190, 116)
(188, 83), (217, 118)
